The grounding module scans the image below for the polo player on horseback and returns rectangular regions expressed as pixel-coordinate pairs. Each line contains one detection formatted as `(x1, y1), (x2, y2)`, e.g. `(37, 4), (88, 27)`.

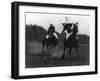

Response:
(46, 24), (58, 39)
(42, 24), (58, 55)
(61, 20), (80, 59)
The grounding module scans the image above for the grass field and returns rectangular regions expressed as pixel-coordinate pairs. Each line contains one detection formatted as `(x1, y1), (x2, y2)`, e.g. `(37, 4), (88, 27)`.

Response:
(25, 41), (89, 68)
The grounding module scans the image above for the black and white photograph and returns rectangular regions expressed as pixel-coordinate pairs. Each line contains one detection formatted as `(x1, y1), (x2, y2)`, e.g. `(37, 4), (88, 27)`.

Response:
(11, 2), (97, 79)
(25, 12), (90, 68)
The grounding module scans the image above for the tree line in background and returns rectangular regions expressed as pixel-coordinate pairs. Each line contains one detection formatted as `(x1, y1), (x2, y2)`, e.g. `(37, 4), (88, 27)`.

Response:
(25, 24), (89, 44)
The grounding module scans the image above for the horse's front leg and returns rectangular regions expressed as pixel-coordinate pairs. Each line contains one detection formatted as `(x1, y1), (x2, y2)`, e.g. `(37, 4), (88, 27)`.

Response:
(75, 47), (80, 58)
(61, 46), (66, 59)
(69, 47), (72, 57)
(42, 43), (45, 53)
(53, 45), (56, 52)
(46, 45), (49, 54)
(51, 45), (55, 55)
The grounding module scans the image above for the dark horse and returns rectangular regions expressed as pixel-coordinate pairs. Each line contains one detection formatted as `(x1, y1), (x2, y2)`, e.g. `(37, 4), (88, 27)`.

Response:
(42, 31), (58, 55)
(61, 23), (80, 59)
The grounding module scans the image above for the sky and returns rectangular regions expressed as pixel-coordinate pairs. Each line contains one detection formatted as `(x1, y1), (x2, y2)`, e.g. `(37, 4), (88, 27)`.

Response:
(26, 12), (90, 36)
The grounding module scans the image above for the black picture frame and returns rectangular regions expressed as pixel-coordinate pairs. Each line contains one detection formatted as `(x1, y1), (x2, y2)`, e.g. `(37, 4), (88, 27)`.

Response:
(11, 1), (98, 79)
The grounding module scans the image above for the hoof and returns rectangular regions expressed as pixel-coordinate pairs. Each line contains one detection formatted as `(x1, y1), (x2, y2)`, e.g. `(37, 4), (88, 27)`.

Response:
(78, 55), (81, 59)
